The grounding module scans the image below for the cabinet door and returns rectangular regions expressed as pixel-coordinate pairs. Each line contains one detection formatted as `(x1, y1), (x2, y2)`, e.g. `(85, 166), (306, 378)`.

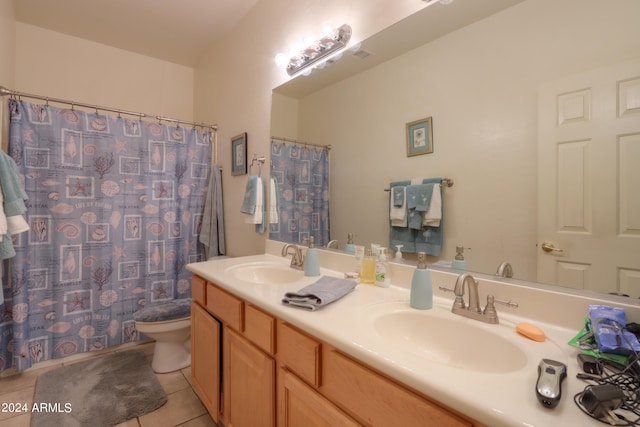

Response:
(191, 302), (221, 422)
(322, 347), (472, 427)
(278, 368), (361, 427)
(224, 327), (275, 427)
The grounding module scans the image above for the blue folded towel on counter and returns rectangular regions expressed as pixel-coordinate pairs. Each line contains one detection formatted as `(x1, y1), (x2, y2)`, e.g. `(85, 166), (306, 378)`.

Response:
(282, 276), (357, 311)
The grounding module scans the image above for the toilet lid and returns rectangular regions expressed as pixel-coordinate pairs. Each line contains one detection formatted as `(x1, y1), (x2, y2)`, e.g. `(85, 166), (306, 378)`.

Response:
(133, 298), (192, 322)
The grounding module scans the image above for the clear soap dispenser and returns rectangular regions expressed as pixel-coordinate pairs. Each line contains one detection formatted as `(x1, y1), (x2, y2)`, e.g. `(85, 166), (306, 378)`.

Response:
(410, 252), (432, 310)
(451, 245), (468, 271)
(375, 247), (390, 288)
(303, 236), (321, 277)
(359, 249), (376, 284)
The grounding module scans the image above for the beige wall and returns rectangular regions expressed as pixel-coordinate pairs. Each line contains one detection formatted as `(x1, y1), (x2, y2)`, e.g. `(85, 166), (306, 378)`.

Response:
(14, 23), (194, 120)
(0, 0), (15, 150)
(6, 0), (425, 259)
(0, 0), (15, 86)
(295, 0), (640, 279)
(194, 0), (426, 256)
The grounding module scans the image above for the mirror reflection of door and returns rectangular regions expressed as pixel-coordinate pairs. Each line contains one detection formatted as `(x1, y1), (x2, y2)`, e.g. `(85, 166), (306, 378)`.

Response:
(537, 59), (640, 294)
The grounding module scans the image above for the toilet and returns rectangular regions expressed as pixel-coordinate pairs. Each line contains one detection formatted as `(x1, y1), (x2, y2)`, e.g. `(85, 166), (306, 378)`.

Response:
(133, 298), (192, 373)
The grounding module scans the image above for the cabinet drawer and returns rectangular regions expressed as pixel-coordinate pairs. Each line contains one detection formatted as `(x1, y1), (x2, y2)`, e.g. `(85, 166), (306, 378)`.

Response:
(322, 347), (472, 427)
(192, 275), (206, 305)
(277, 321), (321, 387)
(278, 368), (362, 427)
(245, 304), (276, 355)
(206, 283), (243, 331)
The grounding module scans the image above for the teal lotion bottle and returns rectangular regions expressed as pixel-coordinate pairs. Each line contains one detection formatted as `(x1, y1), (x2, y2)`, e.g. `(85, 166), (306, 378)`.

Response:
(344, 233), (356, 254)
(410, 252), (432, 310)
(304, 236), (321, 277)
(451, 245), (468, 271)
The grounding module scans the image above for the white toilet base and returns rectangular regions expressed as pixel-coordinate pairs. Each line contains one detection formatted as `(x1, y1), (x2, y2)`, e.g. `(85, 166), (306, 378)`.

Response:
(151, 337), (191, 373)
(135, 317), (192, 373)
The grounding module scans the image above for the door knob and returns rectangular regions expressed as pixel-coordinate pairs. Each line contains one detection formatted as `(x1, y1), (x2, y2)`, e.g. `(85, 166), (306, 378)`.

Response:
(541, 242), (564, 254)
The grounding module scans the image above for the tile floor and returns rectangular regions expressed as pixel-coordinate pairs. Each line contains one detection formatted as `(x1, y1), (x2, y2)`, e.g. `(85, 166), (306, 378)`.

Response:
(0, 342), (217, 427)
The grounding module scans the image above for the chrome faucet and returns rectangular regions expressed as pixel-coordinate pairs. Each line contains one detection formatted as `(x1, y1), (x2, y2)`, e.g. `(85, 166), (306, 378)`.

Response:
(453, 273), (481, 313)
(326, 240), (339, 249)
(281, 243), (304, 270)
(440, 273), (518, 324)
(495, 261), (514, 278)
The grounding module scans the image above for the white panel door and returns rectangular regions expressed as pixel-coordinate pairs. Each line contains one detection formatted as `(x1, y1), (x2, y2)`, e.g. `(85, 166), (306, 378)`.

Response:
(538, 59), (640, 294)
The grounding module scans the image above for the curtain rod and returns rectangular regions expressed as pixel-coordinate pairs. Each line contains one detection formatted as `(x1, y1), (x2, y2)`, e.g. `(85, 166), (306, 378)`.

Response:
(271, 135), (331, 151)
(0, 86), (218, 131)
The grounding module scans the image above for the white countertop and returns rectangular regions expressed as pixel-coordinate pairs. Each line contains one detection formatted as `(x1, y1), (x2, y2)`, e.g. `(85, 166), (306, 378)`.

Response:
(187, 248), (629, 427)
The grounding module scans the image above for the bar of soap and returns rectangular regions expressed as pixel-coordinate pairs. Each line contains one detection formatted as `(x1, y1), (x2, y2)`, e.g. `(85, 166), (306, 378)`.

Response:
(516, 322), (546, 342)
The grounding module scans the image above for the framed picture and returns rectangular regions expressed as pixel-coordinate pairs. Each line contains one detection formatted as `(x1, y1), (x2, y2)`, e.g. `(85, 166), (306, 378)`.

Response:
(406, 117), (433, 157)
(231, 132), (247, 176)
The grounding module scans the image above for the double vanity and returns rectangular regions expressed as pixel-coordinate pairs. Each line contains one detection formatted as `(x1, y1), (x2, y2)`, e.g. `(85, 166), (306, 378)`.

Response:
(187, 240), (640, 426)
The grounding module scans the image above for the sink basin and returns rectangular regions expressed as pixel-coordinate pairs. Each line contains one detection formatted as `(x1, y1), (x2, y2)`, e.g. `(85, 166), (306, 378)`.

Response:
(360, 303), (532, 373)
(226, 262), (304, 284)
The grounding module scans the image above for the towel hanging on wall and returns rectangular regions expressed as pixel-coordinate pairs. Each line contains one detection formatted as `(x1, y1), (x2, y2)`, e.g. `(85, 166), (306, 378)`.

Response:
(241, 175), (265, 233)
(388, 178), (445, 256)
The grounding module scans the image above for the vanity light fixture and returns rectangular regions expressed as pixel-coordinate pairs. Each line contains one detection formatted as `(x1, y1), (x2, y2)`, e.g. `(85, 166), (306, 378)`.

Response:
(422, 0), (454, 5)
(279, 24), (352, 76)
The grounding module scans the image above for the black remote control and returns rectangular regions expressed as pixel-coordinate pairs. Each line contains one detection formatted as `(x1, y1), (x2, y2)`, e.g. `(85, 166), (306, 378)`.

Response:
(536, 359), (567, 408)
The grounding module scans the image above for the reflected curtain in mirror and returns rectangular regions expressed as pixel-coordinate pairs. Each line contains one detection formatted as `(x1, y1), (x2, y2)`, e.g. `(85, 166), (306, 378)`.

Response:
(269, 140), (330, 246)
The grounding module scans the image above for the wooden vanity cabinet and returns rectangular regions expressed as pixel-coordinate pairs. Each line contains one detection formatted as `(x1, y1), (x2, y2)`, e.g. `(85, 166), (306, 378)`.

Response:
(224, 327), (275, 426)
(191, 301), (221, 423)
(278, 367), (362, 427)
(191, 277), (276, 427)
(191, 275), (482, 427)
(277, 321), (361, 427)
(321, 346), (474, 427)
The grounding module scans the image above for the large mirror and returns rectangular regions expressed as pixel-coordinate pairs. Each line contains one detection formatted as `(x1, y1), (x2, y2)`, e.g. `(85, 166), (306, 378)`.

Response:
(270, 0), (640, 295)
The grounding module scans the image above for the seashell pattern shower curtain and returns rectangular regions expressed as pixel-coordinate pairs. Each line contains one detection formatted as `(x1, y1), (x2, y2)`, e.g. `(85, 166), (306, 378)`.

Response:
(269, 140), (330, 246)
(0, 100), (211, 372)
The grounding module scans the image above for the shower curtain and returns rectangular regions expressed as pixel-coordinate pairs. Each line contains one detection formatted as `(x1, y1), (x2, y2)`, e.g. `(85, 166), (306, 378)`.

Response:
(269, 140), (330, 246)
(0, 99), (211, 372)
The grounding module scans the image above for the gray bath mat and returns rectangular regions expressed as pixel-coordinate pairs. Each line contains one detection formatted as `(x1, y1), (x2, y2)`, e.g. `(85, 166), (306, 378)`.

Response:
(31, 350), (167, 427)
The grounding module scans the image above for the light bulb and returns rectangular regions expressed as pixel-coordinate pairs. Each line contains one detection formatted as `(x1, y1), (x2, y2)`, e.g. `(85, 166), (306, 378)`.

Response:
(321, 21), (336, 37)
(274, 53), (288, 67)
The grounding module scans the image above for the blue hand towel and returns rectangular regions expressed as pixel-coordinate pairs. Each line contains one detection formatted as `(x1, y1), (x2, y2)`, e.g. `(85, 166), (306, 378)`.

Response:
(406, 184), (433, 210)
(282, 276), (357, 311)
(392, 186), (405, 207)
(240, 176), (259, 214)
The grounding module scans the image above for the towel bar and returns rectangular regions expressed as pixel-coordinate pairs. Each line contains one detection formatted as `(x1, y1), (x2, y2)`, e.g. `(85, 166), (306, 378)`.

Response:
(384, 178), (453, 192)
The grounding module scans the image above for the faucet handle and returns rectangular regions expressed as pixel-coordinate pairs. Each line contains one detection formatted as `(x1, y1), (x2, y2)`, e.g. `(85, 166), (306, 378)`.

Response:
(483, 295), (519, 324)
(438, 285), (465, 309)
(492, 297), (519, 308)
(483, 295), (499, 322)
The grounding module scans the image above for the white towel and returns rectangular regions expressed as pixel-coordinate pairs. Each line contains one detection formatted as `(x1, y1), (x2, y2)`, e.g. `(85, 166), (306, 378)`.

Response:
(269, 177), (278, 224)
(7, 215), (29, 234)
(422, 183), (441, 227)
(244, 176), (263, 225)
